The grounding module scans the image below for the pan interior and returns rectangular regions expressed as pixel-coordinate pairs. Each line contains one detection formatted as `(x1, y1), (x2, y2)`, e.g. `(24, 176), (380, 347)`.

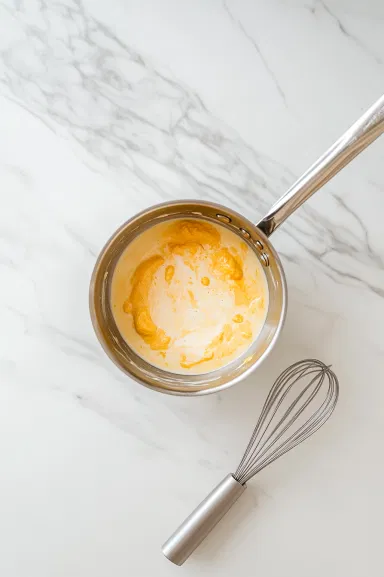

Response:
(90, 201), (286, 395)
(110, 217), (270, 375)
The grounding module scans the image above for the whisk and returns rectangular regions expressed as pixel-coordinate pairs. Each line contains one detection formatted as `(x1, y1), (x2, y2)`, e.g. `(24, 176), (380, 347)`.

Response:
(162, 359), (339, 565)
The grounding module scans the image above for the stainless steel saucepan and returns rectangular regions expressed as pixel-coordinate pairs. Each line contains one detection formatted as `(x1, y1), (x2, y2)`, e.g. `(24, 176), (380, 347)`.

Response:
(90, 94), (384, 395)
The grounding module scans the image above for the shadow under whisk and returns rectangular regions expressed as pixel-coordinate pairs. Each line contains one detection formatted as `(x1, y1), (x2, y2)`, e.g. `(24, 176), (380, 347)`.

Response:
(162, 359), (339, 566)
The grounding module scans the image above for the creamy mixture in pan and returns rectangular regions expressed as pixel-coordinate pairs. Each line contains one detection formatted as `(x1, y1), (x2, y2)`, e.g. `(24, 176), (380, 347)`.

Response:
(111, 219), (268, 374)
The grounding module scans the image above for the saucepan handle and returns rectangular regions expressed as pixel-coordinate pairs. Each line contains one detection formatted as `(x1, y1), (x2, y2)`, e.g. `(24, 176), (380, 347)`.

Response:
(257, 94), (384, 237)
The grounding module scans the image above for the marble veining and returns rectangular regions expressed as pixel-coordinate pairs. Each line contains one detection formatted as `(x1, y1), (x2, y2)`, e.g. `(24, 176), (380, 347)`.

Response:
(1, 1), (384, 576)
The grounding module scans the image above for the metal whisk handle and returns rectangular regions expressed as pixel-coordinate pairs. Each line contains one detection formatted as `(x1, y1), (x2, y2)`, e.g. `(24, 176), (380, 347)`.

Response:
(162, 474), (245, 566)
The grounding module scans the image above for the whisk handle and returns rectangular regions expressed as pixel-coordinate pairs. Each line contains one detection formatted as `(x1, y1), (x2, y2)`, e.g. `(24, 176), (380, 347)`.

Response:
(162, 474), (246, 566)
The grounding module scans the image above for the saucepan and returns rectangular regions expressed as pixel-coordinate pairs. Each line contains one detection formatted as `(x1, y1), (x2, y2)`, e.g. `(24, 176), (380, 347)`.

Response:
(90, 94), (384, 395)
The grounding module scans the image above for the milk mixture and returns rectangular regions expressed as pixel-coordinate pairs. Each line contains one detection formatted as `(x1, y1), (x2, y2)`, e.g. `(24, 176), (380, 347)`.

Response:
(111, 219), (268, 374)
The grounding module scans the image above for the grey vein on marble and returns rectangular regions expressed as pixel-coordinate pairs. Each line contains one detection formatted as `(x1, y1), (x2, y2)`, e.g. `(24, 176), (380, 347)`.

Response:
(1, 0), (383, 305)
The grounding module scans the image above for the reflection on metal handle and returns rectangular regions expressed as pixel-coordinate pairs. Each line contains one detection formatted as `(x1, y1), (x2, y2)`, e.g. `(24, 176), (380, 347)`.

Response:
(162, 474), (246, 566)
(257, 94), (384, 237)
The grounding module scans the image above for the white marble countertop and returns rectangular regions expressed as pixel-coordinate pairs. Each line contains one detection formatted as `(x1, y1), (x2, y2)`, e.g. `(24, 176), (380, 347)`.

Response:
(1, 1), (384, 575)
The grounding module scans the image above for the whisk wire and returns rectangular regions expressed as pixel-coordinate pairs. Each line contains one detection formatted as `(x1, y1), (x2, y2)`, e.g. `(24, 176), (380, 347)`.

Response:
(233, 364), (303, 475)
(234, 359), (339, 484)
(237, 377), (323, 480)
(236, 365), (324, 480)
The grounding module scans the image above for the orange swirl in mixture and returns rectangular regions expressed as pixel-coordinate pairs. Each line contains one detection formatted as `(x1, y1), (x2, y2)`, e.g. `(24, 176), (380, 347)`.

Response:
(113, 219), (267, 373)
